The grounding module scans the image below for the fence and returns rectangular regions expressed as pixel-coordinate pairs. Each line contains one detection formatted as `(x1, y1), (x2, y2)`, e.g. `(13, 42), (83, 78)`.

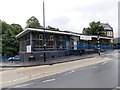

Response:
(77, 44), (118, 50)
(0, 56), (11, 62)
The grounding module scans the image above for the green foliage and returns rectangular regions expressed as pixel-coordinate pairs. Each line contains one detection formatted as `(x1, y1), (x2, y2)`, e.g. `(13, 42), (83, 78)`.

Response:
(83, 21), (105, 36)
(2, 21), (23, 56)
(26, 16), (42, 29)
(2, 21), (12, 34)
(46, 25), (59, 31)
(11, 24), (23, 35)
(111, 42), (117, 46)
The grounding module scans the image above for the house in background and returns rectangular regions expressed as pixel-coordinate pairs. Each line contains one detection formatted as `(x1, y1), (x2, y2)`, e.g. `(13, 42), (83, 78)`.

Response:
(100, 23), (114, 38)
(82, 23), (114, 42)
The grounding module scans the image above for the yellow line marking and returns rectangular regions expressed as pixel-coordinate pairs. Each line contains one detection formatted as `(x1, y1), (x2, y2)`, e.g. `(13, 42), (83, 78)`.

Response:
(0, 65), (48, 69)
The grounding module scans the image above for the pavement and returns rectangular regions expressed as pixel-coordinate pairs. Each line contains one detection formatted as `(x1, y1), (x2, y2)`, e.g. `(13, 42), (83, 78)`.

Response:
(0, 51), (112, 67)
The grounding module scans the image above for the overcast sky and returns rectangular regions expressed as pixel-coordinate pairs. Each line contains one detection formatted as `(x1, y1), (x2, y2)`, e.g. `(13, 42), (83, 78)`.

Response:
(0, 0), (119, 37)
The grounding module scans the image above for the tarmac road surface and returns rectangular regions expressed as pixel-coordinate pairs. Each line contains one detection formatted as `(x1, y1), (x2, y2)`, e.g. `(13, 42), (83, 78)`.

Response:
(5, 50), (119, 89)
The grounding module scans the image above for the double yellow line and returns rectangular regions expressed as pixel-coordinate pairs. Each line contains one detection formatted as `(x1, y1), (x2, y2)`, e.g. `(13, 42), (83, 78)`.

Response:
(0, 65), (43, 69)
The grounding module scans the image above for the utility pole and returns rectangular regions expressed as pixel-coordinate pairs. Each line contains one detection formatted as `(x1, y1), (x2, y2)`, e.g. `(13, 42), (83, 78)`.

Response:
(97, 31), (100, 55)
(43, 1), (46, 61)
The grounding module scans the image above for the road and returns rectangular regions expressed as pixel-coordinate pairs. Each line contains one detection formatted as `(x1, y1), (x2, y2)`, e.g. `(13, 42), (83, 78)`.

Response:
(6, 50), (119, 89)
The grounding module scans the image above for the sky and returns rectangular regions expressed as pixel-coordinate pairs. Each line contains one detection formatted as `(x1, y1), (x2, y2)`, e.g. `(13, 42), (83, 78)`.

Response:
(0, 0), (119, 37)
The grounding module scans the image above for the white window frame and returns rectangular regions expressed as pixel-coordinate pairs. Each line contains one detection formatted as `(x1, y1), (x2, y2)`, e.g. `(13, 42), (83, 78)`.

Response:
(110, 32), (113, 36)
(107, 31), (110, 36)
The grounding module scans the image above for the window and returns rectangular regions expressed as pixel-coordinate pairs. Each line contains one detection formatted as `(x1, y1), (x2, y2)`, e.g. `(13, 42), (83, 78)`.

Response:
(110, 32), (113, 36)
(59, 36), (63, 41)
(50, 35), (54, 40)
(107, 31), (112, 36)
(39, 34), (43, 40)
(107, 31), (110, 36)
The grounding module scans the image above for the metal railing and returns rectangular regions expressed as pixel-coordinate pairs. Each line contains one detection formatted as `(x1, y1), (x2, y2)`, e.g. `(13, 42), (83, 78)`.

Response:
(77, 44), (117, 50)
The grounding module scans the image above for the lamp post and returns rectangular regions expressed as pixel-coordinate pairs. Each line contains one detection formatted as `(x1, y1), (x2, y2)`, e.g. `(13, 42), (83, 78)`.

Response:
(43, 1), (46, 61)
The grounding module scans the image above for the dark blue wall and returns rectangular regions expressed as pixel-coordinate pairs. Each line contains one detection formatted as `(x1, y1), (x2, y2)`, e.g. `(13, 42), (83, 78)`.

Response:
(20, 50), (81, 62)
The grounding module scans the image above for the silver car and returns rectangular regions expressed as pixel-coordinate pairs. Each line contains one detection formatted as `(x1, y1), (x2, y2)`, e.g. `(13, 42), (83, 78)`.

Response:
(8, 55), (20, 62)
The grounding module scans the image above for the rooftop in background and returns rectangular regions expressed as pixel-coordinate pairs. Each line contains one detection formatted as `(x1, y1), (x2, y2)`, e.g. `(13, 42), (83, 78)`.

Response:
(100, 23), (113, 31)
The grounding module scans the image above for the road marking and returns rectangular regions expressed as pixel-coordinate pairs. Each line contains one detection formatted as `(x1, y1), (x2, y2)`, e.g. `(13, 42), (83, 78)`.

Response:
(14, 83), (34, 88)
(13, 76), (29, 82)
(2, 72), (48, 84)
(69, 70), (75, 74)
(42, 79), (56, 83)
(65, 70), (75, 76)
(2, 81), (12, 83)
(91, 66), (98, 68)
(0, 65), (49, 69)
(2, 76), (29, 84)
(101, 62), (107, 65)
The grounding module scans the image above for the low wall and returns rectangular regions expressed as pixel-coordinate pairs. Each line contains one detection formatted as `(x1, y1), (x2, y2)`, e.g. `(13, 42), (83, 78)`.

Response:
(20, 50), (81, 62)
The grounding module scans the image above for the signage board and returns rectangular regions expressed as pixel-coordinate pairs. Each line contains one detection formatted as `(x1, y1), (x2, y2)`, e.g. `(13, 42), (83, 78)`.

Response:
(80, 35), (92, 40)
(27, 45), (31, 52)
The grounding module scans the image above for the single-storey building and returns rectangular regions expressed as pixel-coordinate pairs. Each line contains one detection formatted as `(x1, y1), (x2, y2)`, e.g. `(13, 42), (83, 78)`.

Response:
(16, 28), (113, 62)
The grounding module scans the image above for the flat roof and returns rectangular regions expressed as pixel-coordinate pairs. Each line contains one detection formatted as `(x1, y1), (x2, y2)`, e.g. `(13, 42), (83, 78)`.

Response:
(16, 28), (113, 40)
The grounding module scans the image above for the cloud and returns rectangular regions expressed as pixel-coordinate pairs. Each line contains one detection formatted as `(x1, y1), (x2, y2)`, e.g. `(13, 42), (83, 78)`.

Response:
(47, 0), (118, 36)
(46, 16), (70, 30)
(0, 0), (118, 37)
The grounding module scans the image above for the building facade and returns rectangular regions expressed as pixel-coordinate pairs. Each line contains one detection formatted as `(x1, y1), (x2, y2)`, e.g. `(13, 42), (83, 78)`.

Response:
(100, 23), (114, 38)
(16, 28), (113, 62)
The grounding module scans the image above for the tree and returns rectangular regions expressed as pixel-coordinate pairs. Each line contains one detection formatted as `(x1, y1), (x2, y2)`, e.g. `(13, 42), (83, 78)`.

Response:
(2, 21), (12, 34)
(2, 21), (23, 56)
(46, 25), (59, 31)
(11, 24), (23, 35)
(83, 21), (105, 36)
(26, 16), (42, 29)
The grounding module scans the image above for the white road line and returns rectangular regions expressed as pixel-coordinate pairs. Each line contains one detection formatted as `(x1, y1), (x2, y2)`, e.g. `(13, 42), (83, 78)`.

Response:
(2, 72), (48, 84)
(101, 62), (107, 65)
(14, 83), (34, 88)
(14, 77), (29, 81)
(65, 70), (75, 76)
(91, 66), (98, 68)
(2, 76), (29, 84)
(2, 80), (12, 84)
(42, 79), (56, 83)
(69, 70), (75, 74)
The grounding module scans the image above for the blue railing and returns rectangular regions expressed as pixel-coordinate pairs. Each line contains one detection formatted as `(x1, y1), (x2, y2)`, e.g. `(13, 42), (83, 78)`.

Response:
(77, 44), (117, 50)
(114, 45), (120, 49)
(0, 56), (11, 62)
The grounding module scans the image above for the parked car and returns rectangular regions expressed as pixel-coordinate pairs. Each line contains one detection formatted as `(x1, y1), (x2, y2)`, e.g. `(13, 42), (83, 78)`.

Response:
(8, 55), (20, 62)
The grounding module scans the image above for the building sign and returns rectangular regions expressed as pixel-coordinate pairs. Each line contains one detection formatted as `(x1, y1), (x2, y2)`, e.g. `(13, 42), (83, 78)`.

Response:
(27, 45), (31, 52)
(80, 35), (92, 40)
